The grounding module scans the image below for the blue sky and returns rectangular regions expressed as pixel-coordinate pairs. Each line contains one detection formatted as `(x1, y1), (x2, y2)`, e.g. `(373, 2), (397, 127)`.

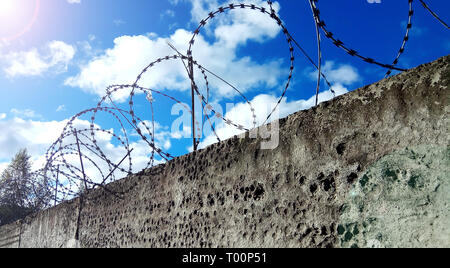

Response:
(0, 0), (449, 176)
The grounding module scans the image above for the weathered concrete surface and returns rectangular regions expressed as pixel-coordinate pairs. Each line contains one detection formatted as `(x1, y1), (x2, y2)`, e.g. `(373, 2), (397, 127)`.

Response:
(19, 199), (79, 248)
(0, 55), (449, 248)
(339, 145), (449, 248)
(0, 221), (21, 248)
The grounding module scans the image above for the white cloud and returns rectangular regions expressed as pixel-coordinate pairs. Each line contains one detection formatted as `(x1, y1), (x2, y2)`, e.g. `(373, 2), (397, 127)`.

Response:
(0, 117), (70, 162)
(0, 162), (8, 176)
(161, 9), (176, 19)
(76, 35), (103, 59)
(65, 30), (285, 101)
(0, 116), (166, 193)
(10, 108), (42, 119)
(0, 113), (6, 120)
(65, 0), (286, 102)
(401, 20), (426, 37)
(188, 0), (281, 48)
(56, 105), (66, 112)
(65, 34), (184, 101)
(134, 121), (177, 151)
(2, 41), (76, 77)
(67, 0), (81, 4)
(309, 61), (360, 86)
(113, 19), (126, 26)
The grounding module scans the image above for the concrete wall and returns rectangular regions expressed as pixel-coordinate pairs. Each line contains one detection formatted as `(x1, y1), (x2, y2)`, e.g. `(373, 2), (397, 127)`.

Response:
(0, 221), (21, 248)
(1, 55), (449, 248)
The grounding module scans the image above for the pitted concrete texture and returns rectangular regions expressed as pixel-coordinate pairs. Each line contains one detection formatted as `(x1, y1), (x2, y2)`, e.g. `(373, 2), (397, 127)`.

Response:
(0, 55), (449, 248)
(339, 145), (450, 248)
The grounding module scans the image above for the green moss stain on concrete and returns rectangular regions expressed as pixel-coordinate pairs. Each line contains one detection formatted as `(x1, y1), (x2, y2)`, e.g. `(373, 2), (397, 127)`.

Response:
(407, 174), (420, 189)
(383, 168), (398, 181)
(360, 175), (369, 188)
(338, 144), (450, 248)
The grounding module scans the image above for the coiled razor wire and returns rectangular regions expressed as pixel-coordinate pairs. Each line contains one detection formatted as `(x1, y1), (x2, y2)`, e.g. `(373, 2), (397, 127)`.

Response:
(23, 0), (447, 205)
(420, 0), (449, 29)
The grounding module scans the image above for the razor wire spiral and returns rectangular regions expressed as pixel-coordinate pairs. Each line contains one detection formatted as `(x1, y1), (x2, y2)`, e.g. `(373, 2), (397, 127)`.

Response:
(26, 0), (447, 205)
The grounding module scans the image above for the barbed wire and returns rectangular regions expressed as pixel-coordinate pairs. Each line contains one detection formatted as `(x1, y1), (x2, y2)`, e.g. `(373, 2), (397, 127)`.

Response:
(14, 0), (447, 207)
(419, 0), (449, 29)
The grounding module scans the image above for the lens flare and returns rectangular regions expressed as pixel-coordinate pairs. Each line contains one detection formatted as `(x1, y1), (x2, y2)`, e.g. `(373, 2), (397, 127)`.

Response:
(0, 0), (16, 16)
(0, 0), (40, 41)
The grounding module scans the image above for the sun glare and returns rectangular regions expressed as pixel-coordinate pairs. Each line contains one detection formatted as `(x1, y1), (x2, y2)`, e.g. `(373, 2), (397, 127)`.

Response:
(0, 0), (40, 41)
(0, 0), (17, 17)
